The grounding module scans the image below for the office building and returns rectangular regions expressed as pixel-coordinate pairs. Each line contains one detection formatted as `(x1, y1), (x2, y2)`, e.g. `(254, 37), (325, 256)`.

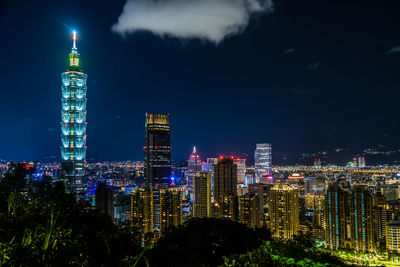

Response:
(95, 182), (114, 218)
(131, 187), (153, 235)
(239, 193), (261, 228)
(269, 183), (299, 239)
(187, 146), (202, 197)
(60, 31), (87, 193)
(193, 172), (211, 218)
(144, 113), (171, 189)
(234, 158), (246, 184)
(214, 157), (238, 221)
(144, 113), (171, 227)
(254, 143), (272, 183)
(159, 187), (183, 234)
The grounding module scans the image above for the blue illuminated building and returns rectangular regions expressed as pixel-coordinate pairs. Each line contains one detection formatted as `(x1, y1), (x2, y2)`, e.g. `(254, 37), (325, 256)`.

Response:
(60, 31), (87, 193)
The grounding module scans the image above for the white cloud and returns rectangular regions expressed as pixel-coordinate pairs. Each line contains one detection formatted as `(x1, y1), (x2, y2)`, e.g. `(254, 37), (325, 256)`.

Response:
(387, 46), (400, 54)
(112, 0), (274, 43)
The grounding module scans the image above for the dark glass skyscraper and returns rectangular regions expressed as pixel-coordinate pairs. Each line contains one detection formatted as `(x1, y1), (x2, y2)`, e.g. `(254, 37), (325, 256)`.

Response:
(213, 157), (238, 221)
(144, 113), (171, 228)
(60, 31), (87, 193)
(144, 113), (171, 189)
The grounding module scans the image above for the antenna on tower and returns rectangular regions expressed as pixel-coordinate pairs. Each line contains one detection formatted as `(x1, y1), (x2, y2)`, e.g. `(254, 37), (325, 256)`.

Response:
(72, 31), (77, 49)
(193, 146), (196, 153)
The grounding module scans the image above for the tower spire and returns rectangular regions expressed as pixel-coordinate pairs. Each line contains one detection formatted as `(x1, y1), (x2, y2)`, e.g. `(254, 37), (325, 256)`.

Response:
(193, 146), (196, 153)
(73, 31), (77, 50)
(68, 30), (80, 70)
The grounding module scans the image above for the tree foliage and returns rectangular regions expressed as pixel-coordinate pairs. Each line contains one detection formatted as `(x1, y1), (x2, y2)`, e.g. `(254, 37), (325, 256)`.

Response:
(0, 164), (141, 266)
(222, 237), (345, 267)
(142, 218), (271, 266)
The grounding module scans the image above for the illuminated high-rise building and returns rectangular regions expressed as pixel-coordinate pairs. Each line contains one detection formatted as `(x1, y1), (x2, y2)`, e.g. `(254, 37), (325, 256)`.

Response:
(325, 184), (376, 252)
(254, 143), (272, 183)
(234, 158), (246, 184)
(187, 146), (202, 197)
(60, 31), (87, 193)
(144, 113), (171, 227)
(144, 113), (171, 189)
(131, 187), (153, 236)
(239, 193), (261, 228)
(193, 172), (211, 218)
(214, 157), (238, 221)
(159, 187), (183, 234)
(325, 183), (350, 250)
(269, 183), (299, 239)
(350, 185), (376, 252)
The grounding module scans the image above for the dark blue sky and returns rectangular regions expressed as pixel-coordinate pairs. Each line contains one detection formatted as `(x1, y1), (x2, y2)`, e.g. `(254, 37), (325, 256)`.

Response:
(1, 0), (399, 163)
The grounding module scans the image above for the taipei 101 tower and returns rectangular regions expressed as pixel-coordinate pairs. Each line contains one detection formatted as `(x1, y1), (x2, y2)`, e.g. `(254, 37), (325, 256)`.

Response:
(60, 31), (87, 193)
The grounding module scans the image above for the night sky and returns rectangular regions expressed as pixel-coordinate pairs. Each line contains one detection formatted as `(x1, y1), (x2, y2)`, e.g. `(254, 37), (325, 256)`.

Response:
(1, 0), (400, 163)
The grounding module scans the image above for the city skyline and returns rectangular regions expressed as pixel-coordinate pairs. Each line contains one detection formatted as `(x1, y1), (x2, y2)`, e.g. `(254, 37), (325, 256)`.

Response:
(1, 0), (400, 164)
(2, 1), (400, 266)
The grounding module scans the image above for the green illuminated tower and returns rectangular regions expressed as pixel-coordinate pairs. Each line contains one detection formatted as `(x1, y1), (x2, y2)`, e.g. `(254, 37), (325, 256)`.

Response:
(60, 31), (87, 193)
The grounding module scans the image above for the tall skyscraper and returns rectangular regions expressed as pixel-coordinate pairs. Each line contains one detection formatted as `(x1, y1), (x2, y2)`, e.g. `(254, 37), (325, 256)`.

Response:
(144, 113), (171, 227)
(325, 183), (350, 250)
(187, 146), (202, 197)
(254, 143), (272, 183)
(269, 183), (299, 239)
(214, 157), (238, 221)
(95, 182), (114, 219)
(144, 113), (171, 189)
(159, 187), (183, 234)
(193, 172), (211, 218)
(131, 187), (153, 236)
(204, 157), (219, 198)
(325, 183), (377, 252)
(350, 185), (376, 252)
(60, 31), (87, 193)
